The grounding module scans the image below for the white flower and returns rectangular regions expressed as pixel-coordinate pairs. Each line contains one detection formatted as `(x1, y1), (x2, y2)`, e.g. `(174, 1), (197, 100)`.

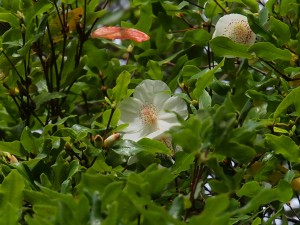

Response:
(118, 79), (188, 141)
(213, 14), (256, 45)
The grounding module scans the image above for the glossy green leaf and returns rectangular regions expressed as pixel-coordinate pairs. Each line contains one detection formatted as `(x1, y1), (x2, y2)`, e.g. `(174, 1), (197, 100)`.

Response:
(189, 194), (230, 225)
(20, 127), (42, 154)
(171, 151), (194, 177)
(274, 86), (300, 118)
(205, 0), (224, 18)
(269, 16), (291, 44)
(183, 29), (211, 47)
(193, 58), (225, 97)
(0, 140), (21, 156)
(249, 42), (292, 61)
(0, 170), (25, 224)
(112, 71), (131, 103)
(265, 134), (300, 162)
(0, 10), (19, 28)
(242, 0), (259, 12)
(210, 36), (253, 58)
(138, 138), (172, 155)
(34, 92), (67, 110)
(236, 181), (262, 197)
(168, 195), (184, 220)
(247, 14), (274, 42)
(112, 139), (144, 156)
(238, 180), (292, 215)
(147, 60), (163, 80)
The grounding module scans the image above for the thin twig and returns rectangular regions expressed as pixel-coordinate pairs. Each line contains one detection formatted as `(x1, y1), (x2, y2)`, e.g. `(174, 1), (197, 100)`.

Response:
(2, 51), (24, 82)
(213, 0), (228, 14)
(185, 0), (204, 9)
(262, 60), (292, 81)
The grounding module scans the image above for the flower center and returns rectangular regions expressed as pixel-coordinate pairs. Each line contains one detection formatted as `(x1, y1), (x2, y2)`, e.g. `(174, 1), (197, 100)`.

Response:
(140, 104), (158, 126)
(228, 21), (252, 44)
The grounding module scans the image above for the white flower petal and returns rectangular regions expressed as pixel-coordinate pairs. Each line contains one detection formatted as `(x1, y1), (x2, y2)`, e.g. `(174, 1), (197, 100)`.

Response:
(146, 129), (167, 140)
(118, 97), (143, 124)
(160, 96), (188, 119)
(153, 93), (172, 111)
(123, 123), (158, 141)
(213, 13), (256, 45)
(157, 117), (180, 130)
(134, 79), (171, 103)
(158, 113), (180, 124)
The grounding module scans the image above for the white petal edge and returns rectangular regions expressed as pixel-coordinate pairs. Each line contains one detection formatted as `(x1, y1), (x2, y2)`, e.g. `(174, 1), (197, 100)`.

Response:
(118, 97), (143, 124)
(160, 96), (188, 119)
(133, 79), (171, 103)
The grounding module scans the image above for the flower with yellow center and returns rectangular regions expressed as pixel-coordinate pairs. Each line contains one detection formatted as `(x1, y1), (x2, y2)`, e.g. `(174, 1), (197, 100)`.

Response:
(212, 14), (256, 45)
(118, 79), (188, 142)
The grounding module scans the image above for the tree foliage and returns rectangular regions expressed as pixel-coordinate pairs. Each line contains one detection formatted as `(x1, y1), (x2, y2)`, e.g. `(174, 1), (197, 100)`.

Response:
(0, 0), (300, 224)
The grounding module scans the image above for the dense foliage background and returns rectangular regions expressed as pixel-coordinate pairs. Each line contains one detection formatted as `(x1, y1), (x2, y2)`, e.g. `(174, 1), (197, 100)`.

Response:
(0, 0), (300, 224)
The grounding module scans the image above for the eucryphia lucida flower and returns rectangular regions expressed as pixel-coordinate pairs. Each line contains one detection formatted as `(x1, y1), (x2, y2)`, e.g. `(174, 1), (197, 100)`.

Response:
(212, 13), (256, 45)
(118, 79), (188, 142)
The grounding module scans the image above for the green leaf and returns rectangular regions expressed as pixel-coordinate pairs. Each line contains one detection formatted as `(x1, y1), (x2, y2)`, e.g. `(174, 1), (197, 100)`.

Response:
(102, 109), (120, 127)
(138, 138), (172, 155)
(204, 0), (224, 18)
(245, 90), (282, 102)
(220, 142), (256, 163)
(147, 60), (163, 80)
(193, 58), (225, 97)
(189, 194), (230, 225)
(252, 218), (262, 225)
(112, 139), (144, 156)
(172, 128), (200, 153)
(34, 91), (67, 110)
(20, 127), (42, 154)
(112, 71), (131, 103)
(102, 202), (119, 225)
(274, 86), (300, 118)
(279, 0), (296, 16)
(269, 16), (291, 44)
(242, 0), (259, 12)
(183, 29), (211, 47)
(77, 173), (115, 195)
(101, 181), (123, 209)
(265, 134), (300, 162)
(247, 14), (274, 42)
(210, 36), (253, 58)
(24, 0), (53, 25)
(171, 151), (194, 177)
(237, 181), (262, 197)
(198, 90), (212, 109)
(168, 195), (184, 220)
(238, 180), (292, 215)
(140, 164), (174, 195)
(0, 140), (21, 156)
(0, 169), (25, 206)
(0, 10), (19, 28)
(61, 0), (76, 3)
(248, 42), (292, 61)
(0, 170), (25, 224)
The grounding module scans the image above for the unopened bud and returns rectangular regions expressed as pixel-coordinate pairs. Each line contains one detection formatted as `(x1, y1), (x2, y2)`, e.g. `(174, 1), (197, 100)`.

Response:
(3, 152), (18, 164)
(93, 134), (103, 148)
(127, 44), (134, 53)
(191, 99), (198, 106)
(101, 85), (107, 93)
(103, 133), (120, 148)
(8, 87), (19, 97)
(65, 142), (73, 151)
